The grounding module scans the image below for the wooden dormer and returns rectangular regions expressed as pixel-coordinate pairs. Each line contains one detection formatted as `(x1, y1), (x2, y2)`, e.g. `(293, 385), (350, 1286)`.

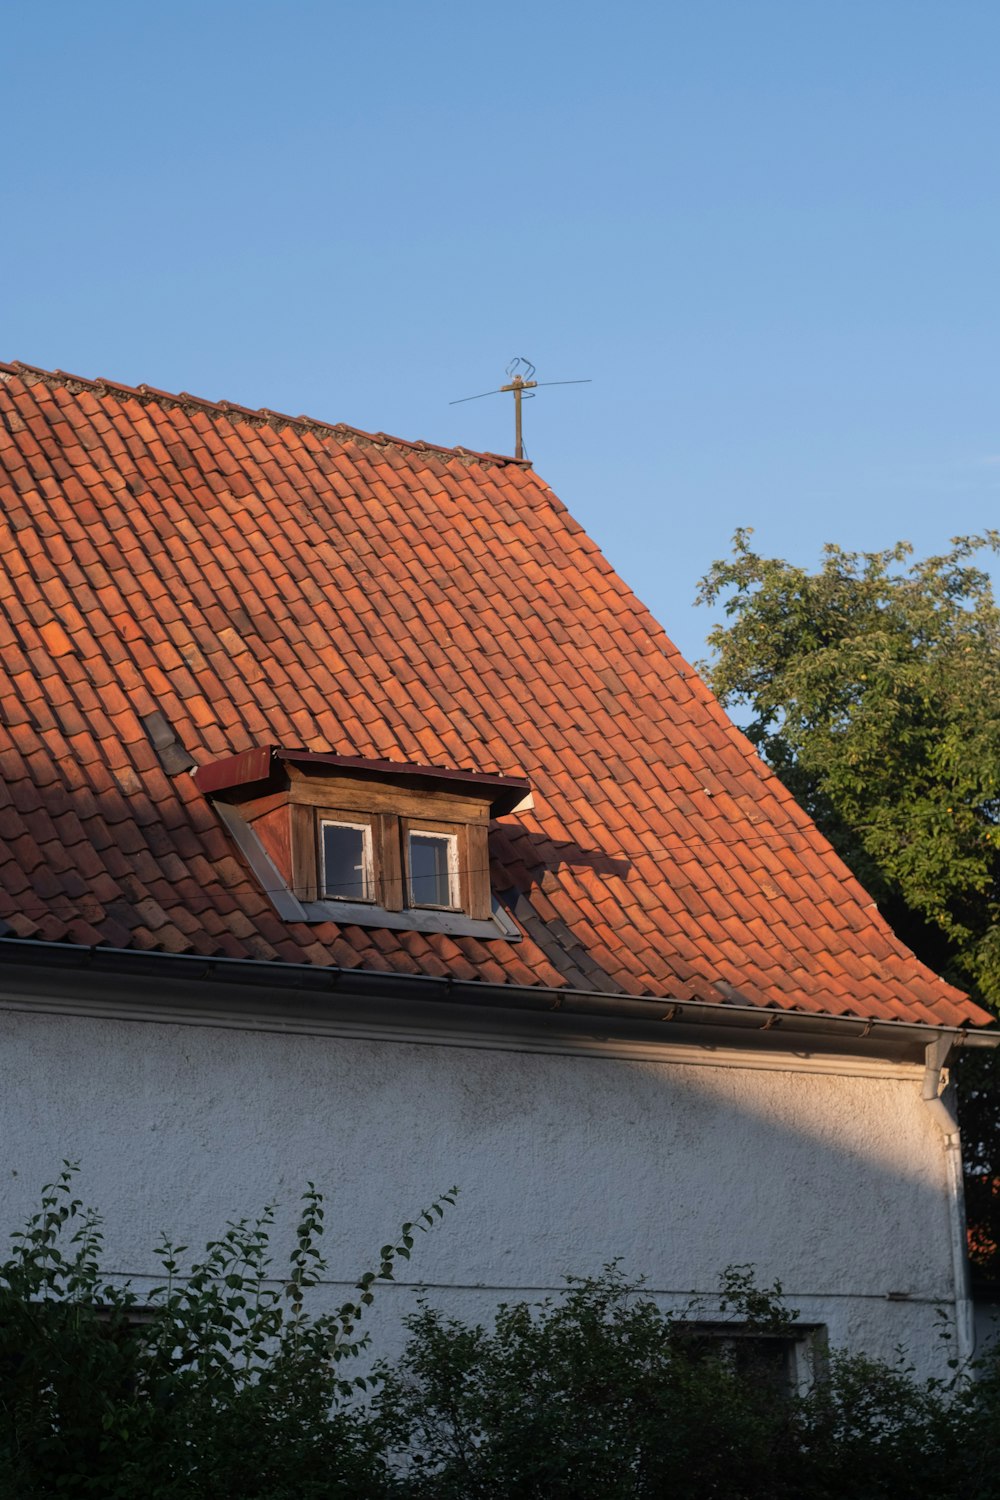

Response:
(194, 748), (532, 940)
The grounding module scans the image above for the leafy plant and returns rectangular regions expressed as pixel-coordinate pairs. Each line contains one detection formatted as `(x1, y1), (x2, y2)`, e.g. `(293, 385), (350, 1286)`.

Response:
(373, 1261), (1000, 1500)
(0, 1164), (455, 1499)
(7, 1172), (1000, 1498)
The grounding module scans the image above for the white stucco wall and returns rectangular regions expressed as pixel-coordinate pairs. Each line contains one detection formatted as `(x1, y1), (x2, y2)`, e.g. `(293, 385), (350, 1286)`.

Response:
(0, 999), (960, 1379)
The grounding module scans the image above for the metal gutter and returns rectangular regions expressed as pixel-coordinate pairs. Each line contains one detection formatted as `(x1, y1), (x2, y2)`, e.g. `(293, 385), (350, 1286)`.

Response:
(0, 936), (994, 1059)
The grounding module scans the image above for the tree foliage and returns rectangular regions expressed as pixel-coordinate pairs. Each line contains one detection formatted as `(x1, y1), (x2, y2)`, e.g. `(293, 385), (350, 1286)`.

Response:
(697, 530), (1000, 1005)
(698, 531), (1000, 1279)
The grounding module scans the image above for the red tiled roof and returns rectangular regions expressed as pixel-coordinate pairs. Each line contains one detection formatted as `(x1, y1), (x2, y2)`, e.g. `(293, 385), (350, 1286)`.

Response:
(0, 360), (989, 1028)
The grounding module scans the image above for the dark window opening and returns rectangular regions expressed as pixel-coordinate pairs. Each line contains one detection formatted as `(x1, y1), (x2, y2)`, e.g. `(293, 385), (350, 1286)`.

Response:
(320, 820), (372, 902)
(675, 1322), (826, 1393)
(408, 831), (458, 909)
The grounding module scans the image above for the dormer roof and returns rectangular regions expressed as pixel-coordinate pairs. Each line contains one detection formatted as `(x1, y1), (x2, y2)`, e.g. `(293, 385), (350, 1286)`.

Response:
(0, 359), (989, 1028)
(192, 746), (532, 817)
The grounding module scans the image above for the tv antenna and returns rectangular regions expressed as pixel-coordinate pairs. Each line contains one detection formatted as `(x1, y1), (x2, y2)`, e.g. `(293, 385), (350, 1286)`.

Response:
(450, 358), (591, 460)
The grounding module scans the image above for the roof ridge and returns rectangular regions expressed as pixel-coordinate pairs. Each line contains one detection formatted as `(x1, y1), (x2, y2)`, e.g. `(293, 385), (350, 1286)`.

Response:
(0, 359), (533, 472)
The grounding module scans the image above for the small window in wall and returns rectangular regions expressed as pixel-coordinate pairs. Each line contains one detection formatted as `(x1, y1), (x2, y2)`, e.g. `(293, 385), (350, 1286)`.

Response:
(675, 1322), (826, 1394)
(408, 830), (459, 909)
(320, 818), (373, 902)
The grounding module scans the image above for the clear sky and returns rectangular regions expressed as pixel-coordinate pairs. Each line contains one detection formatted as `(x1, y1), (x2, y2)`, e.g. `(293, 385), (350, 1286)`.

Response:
(3, 1), (997, 665)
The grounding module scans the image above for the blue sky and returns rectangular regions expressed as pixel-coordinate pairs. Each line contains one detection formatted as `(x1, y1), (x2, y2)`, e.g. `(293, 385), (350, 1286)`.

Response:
(3, 1), (997, 664)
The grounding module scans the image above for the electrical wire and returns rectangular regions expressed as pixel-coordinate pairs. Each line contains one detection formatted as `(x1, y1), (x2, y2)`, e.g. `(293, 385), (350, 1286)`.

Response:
(0, 823), (855, 923)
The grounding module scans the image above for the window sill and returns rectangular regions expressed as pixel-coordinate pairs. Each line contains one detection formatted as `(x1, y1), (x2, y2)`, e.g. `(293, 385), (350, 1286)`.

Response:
(299, 898), (522, 941)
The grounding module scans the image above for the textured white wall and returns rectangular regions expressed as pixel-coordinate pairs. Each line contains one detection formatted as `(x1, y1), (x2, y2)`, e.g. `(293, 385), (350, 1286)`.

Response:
(0, 1005), (958, 1378)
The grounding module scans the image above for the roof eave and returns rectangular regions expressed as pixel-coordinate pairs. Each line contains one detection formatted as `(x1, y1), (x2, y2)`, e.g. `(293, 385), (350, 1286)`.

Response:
(0, 937), (992, 1063)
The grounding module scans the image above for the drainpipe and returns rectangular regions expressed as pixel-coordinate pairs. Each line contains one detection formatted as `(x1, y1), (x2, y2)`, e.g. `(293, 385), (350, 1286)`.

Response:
(922, 1035), (974, 1366)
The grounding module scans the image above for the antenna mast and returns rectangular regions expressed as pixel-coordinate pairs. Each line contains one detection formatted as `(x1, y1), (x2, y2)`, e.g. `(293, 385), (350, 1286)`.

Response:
(500, 363), (537, 461)
(449, 358), (591, 460)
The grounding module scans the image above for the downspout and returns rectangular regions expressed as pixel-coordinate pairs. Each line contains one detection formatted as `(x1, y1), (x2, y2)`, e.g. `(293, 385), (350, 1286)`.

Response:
(922, 1036), (974, 1366)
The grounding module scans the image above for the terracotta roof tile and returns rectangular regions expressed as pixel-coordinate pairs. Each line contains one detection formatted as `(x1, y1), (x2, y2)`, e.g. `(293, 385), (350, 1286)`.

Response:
(0, 361), (988, 1029)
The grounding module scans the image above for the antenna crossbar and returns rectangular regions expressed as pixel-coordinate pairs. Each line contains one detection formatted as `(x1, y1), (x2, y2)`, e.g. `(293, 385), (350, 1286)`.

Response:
(449, 359), (591, 460)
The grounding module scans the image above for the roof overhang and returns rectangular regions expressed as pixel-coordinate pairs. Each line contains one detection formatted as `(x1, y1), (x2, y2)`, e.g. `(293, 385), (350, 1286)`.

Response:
(0, 938), (995, 1070)
(192, 746), (533, 817)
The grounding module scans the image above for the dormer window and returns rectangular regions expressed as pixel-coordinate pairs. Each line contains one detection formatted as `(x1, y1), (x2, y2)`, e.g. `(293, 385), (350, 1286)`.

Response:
(315, 813), (462, 911)
(408, 829), (459, 909)
(194, 747), (531, 941)
(320, 818), (374, 903)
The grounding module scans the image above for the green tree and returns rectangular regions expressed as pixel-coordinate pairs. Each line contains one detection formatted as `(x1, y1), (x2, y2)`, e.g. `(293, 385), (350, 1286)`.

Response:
(697, 530), (1000, 1274)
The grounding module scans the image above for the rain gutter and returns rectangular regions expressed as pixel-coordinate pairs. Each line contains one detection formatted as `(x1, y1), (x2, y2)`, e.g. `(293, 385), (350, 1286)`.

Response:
(0, 936), (994, 1062)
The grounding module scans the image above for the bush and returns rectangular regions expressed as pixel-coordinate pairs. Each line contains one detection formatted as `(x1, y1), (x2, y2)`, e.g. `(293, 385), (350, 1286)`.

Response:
(0, 1164), (454, 1498)
(373, 1263), (799, 1498)
(4, 1169), (1000, 1498)
(373, 1266), (1000, 1500)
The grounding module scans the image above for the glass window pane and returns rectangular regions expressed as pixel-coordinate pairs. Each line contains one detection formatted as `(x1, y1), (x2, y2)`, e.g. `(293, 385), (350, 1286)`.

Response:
(321, 822), (370, 902)
(409, 832), (456, 908)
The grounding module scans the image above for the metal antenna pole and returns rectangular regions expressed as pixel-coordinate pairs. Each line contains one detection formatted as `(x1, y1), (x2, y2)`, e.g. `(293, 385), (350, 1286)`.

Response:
(449, 359), (590, 459)
(500, 374), (537, 460)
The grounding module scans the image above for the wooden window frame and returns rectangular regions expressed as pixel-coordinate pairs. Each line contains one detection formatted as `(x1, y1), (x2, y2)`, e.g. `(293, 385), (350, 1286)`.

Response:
(290, 804), (382, 905)
(318, 815), (375, 904)
(282, 773), (493, 921)
(404, 822), (462, 911)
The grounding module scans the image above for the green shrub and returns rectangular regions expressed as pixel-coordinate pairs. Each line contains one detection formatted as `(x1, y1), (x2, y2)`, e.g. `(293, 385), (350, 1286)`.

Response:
(4, 1169), (1000, 1499)
(0, 1165), (454, 1498)
(373, 1265), (999, 1500)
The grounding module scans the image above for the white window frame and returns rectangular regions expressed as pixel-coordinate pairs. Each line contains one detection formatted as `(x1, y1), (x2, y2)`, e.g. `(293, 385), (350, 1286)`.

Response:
(407, 828), (460, 910)
(319, 817), (374, 903)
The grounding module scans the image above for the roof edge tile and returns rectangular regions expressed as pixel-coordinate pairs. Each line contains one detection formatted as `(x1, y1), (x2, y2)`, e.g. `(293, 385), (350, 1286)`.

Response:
(0, 360), (532, 473)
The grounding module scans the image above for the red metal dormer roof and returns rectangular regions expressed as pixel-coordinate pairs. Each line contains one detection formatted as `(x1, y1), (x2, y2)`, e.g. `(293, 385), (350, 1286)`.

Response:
(0, 359), (990, 1028)
(192, 746), (532, 817)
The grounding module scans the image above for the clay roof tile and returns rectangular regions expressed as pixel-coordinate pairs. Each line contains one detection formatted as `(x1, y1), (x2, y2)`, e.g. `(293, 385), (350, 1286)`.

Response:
(0, 360), (987, 1029)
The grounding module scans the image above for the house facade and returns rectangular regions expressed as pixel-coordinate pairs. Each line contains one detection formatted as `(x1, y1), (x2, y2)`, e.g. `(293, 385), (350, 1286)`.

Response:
(0, 360), (993, 1378)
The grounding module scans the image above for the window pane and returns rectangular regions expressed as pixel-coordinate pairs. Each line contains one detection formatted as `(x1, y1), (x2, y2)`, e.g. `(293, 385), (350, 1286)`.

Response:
(409, 832), (456, 908)
(321, 822), (370, 902)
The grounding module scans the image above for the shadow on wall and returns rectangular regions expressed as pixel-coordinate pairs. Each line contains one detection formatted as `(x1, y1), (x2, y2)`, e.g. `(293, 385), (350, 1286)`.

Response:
(0, 1004), (954, 1318)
